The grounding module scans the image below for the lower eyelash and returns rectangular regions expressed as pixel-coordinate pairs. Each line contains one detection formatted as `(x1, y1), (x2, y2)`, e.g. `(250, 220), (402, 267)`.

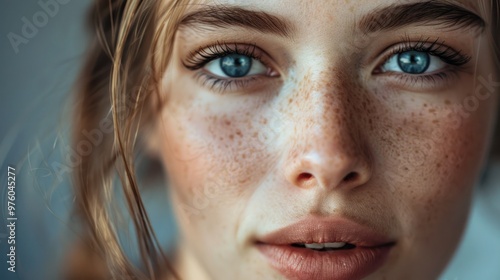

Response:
(195, 72), (259, 93)
(374, 36), (469, 88)
(189, 38), (467, 91)
(383, 70), (459, 89)
(184, 42), (278, 92)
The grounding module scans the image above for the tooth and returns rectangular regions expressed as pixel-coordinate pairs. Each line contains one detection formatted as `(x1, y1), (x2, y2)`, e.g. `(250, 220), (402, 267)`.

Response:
(324, 242), (346, 248)
(304, 243), (324, 249)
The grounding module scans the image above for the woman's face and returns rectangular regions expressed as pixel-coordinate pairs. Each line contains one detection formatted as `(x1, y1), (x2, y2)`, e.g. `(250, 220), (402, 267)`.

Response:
(150, 0), (498, 279)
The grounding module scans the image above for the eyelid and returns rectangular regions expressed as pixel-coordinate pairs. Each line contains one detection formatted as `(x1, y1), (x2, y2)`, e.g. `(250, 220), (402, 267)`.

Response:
(367, 37), (472, 91)
(372, 37), (471, 75)
(380, 52), (447, 74)
(183, 42), (281, 93)
(202, 56), (269, 78)
(183, 41), (276, 71)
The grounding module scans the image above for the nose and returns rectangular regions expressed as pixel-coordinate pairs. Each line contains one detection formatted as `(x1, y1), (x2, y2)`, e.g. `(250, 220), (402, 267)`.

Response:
(283, 71), (372, 192)
(284, 148), (371, 191)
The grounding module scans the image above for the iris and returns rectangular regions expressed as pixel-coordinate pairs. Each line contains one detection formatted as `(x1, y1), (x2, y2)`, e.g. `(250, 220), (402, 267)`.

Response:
(220, 54), (252, 77)
(397, 51), (430, 74)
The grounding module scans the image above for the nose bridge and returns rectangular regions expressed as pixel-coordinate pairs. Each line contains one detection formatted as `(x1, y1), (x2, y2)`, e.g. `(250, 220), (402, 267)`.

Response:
(292, 68), (359, 156)
(283, 66), (370, 190)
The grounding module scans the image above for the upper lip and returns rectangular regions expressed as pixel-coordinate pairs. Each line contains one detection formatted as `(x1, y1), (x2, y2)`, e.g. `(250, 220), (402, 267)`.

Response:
(256, 215), (395, 248)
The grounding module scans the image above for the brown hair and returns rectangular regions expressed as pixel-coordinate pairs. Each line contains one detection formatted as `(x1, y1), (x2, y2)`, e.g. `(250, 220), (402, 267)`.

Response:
(69, 0), (499, 279)
(69, 0), (188, 279)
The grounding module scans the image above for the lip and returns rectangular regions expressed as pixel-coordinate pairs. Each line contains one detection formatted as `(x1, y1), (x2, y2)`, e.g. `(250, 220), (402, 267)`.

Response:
(255, 216), (395, 280)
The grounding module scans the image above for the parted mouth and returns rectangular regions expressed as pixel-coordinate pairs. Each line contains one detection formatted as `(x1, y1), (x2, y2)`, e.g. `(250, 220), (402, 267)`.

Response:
(290, 241), (356, 251)
(256, 215), (395, 248)
(255, 215), (396, 280)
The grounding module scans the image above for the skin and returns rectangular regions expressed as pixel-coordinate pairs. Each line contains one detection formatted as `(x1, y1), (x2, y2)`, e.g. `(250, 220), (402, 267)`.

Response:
(147, 0), (499, 279)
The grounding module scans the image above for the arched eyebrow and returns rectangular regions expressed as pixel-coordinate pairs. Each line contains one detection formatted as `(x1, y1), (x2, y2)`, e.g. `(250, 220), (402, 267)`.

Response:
(358, 0), (486, 33)
(178, 1), (485, 38)
(178, 5), (293, 38)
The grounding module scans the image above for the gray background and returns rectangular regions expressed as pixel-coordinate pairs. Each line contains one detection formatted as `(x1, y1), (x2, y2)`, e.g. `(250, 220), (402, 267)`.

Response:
(1, 1), (92, 279)
(0, 1), (499, 279)
(1, 1), (177, 279)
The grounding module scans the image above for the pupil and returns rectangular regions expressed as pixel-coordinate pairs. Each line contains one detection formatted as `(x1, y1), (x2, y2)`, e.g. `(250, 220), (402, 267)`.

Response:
(397, 51), (430, 74)
(220, 54), (252, 77)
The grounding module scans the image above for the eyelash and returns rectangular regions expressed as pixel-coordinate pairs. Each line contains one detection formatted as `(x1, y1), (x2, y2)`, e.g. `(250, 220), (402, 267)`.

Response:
(183, 42), (272, 91)
(183, 38), (471, 92)
(375, 37), (471, 86)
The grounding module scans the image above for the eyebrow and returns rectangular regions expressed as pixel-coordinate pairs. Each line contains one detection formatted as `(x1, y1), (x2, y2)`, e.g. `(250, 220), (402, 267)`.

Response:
(358, 0), (486, 33)
(178, 1), (485, 39)
(178, 5), (293, 38)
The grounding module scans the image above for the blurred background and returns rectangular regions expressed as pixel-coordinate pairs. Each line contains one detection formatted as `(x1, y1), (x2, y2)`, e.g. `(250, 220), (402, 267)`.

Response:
(0, 1), (179, 279)
(0, 1), (499, 279)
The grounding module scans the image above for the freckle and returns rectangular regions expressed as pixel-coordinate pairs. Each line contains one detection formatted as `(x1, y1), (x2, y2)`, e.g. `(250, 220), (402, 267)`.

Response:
(224, 120), (231, 126)
(437, 163), (441, 168)
(288, 98), (293, 104)
(236, 130), (243, 137)
(432, 120), (439, 124)
(261, 118), (268, 125)
(445, 100), (451, 105)
(229, 134), (234, 140)
(429, 108), (436, 113)
(424, 103), (428, 107)
(253, 132), (258, 138)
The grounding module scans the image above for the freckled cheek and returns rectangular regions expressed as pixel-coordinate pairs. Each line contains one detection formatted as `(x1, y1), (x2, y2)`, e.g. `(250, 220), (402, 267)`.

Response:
(157, 107), (276, 205)
(155, 117), (212, 203)
(432, 101), (495, 186)
(200, 114), (278, 193)
(381, 105), (493, 235)
(398, 120), (485, 268)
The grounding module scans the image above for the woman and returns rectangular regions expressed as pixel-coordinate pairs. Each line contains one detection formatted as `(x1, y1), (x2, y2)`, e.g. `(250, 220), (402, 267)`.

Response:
(69, 0), (500, 279)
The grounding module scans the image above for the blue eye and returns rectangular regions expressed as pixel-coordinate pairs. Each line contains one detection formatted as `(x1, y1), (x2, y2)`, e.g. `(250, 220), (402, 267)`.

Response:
(397, 51), (430, 74)
(204, 54), (267, 78)
(382, 50), (446, 74)
(220, 54), (252, 77)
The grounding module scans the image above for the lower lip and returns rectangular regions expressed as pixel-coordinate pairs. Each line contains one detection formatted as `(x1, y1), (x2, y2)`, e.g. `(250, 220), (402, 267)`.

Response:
(257, 243), (392, 280)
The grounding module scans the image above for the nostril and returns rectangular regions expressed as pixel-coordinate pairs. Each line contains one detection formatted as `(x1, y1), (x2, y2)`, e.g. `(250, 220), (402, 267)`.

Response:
(297, 172), (313, 181)
(343, 172), (359, 182)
